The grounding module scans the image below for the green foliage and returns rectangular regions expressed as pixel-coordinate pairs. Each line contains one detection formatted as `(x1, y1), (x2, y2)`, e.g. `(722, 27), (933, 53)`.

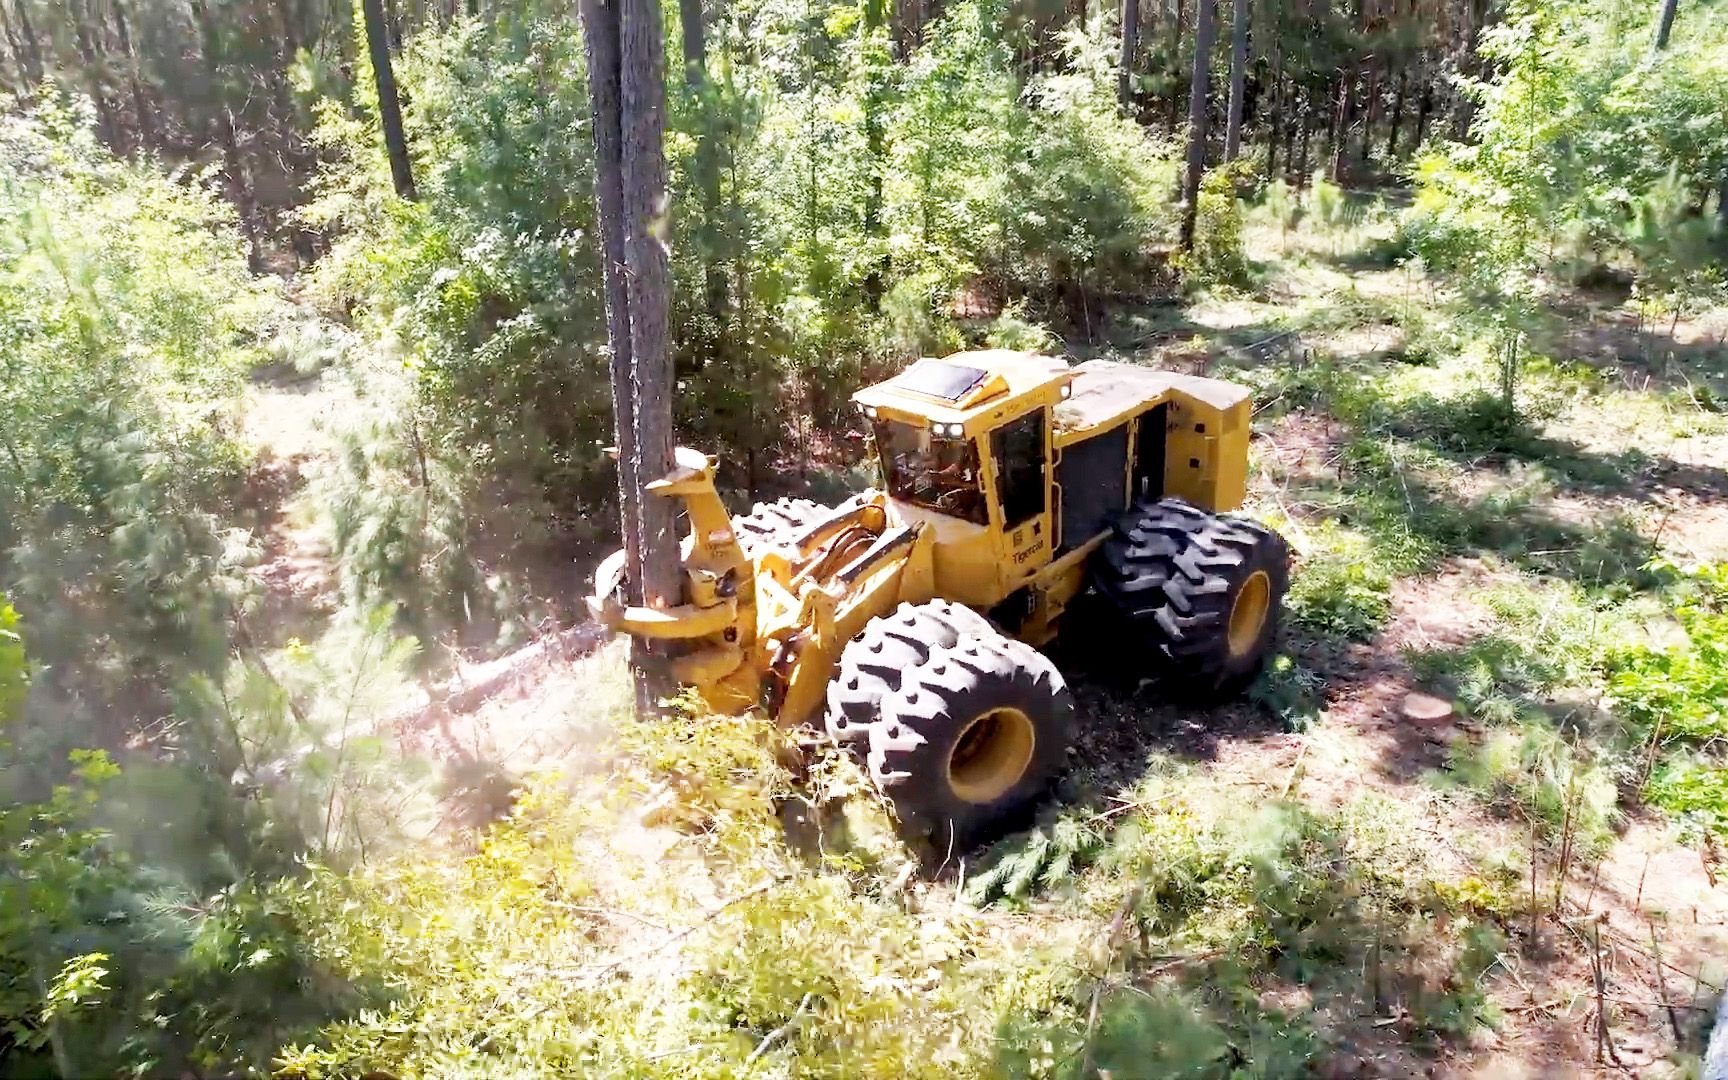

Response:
(0, 601), (24, 727)
(1285, 523), (1394, 641)
(1185, 164), (1250, 287)
(1606, 563), (1728, 744)
(0, 97), (274, 712)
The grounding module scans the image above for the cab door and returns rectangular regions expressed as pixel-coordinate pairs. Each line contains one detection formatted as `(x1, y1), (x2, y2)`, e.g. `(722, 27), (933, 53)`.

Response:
(990, 408), (1053, 583)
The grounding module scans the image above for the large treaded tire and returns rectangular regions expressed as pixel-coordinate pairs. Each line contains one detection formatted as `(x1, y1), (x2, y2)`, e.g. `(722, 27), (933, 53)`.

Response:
(1092, 497), (1290, 698)
(732, 497), (831, 558)
(824, 600), (994, 752)
(867, 629), (1074, 850)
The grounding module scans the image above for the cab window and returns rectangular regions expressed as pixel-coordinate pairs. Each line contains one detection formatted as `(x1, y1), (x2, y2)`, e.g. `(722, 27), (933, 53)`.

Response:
(992, 409), (1046, 527)
(872, 419), (989, 525)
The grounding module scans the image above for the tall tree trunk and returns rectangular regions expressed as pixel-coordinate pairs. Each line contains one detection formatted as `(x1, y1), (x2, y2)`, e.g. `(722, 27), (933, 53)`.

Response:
(0, 0), (25, 93)
(362, 0), (416, 199)
(1266, 36), (1284, 177)
(861, 0), (889, 310)
(191, 0), (263, 269)
(619, 0), (681, 696)
(1223, 0), (1247, 159)
(1650, 0), (1678, 53)
(1385, 67), (1405, 157)
(1179, 0), (1214, 250)
(578, 0), (642, 612)
(111, 0), (155, 153)
(1413, 64), (1433, 148)
(68, 0), (121, 148)
(1165, 0), (1183, 132)
(1118, 0), (1138, 109)
(680, 0), (728, 343)
(1328, 66), (1355, 181)
(1357, 64), (1378, 164)
(1295, 81), (1315, 180)
(12, 0), (40, 84)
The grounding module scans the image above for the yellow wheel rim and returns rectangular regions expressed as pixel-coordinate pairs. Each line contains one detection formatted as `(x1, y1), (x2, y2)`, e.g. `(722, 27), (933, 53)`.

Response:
(1227, 570), (1272, 659)
(947, 707), (1036, 805)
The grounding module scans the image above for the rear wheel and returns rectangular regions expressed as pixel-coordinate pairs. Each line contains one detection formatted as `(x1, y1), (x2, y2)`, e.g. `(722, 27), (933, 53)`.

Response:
(1092, 498), (1290, 698)
(864, 629), (1074, 850)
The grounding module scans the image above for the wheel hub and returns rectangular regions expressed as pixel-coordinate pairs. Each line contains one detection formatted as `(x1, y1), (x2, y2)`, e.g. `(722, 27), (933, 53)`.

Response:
(947, 707), (1036, 804)
(1227, 569), (1272, 659)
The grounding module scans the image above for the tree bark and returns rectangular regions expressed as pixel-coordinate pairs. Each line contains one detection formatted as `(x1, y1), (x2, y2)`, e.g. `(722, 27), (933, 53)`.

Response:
(111, 0), (155, 153)
(680, 0), (727, 344)
(1118, 0), (1138, 109)
(68, 0), (121, 149)
(11, 0), (40, 85)
(622, 0), (681, 687)
(1329, 67), (1357, 180)
(362, 0), (417, 199)
(1650, 0), (1678, 53)
(1413, 64), (1433, 149)
(1223, 0), (1247, 159)
(1385, 67), (1405, 157)
(1266, 34), (1284, 178)
(1357, 64), (1379, 165)
(1165, 0), (1183, 132)
(578, 0), (642, 608)
(583, 0), (681, 708)
(0, 0), (26, 94)
(1179, 0), (1214, 250)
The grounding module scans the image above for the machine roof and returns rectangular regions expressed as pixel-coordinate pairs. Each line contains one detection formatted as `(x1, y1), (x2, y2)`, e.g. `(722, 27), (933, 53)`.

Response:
(854, 349), (1072, 420)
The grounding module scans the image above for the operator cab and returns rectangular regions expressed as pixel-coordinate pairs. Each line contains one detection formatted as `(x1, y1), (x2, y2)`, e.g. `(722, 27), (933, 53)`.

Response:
(853, 351), (1071, 536)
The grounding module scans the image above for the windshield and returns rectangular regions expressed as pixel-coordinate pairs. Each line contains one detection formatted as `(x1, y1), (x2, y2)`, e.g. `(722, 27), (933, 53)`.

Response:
(872, 419), (988, 525)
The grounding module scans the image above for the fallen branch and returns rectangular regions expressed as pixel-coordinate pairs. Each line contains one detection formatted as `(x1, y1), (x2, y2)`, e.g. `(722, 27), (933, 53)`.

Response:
(590, 876), (786, 980)
(1079, 885), (1144, 1078)
(747, 992), (815, 1066)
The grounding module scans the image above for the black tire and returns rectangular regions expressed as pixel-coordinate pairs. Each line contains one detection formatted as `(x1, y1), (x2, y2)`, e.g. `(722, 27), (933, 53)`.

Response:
(1092, 497), (1290, 698)
(867, 630), (1074, 849)
(824, 600), (994, 753)
(732, 497), (831, 558)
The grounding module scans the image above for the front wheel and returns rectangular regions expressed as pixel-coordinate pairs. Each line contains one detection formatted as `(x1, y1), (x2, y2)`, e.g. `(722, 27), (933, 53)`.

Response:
(1092, 498), (1290, 698)
(863, 630), (1074, 850)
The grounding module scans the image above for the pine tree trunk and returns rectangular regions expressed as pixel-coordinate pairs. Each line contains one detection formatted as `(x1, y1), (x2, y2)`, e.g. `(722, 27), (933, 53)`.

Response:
(1328, 67), (1355, 181)
(362, 0), (417, 199)
(1385, 67), (1405, 157)
(680, 0), (727, 351)
(1165, 0), (1183, 132)
(68, 0), (121, 149)
(12, 0), (40, 85)
(1118, 0), (1138, 109)
(1295, 81), (1315, 180)
(0, 1), (25, 94)
(111, 0), (155, 153)
(1266, 39), (1284, 178)
(1413, 65), (1433, 148)
(578, 0), (642, 605)
(1357, 64), (1378, 165)
(1650, 0), (1678, 53)
(620, 0), (681, 704)
(1223, 0), (1247, 160)
(1179, 0), (1214, 250)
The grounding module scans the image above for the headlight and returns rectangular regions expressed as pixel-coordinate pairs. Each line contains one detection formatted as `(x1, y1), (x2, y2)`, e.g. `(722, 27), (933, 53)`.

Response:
(947, 423), (965, 437)
(1059, 383), (1072, 399)
(862, 405), (878, 419)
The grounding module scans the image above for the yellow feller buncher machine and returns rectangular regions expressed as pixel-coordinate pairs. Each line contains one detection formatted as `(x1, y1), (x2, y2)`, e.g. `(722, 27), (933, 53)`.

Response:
(589, 351), (1290, 847)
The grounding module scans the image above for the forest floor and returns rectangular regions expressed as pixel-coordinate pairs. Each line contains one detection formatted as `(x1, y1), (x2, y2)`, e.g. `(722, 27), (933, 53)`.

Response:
(242, 212), (1728, 1077)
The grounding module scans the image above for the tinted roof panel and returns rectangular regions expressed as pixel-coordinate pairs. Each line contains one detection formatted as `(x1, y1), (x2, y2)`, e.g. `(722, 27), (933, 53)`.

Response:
(892, 361), (988, 402)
